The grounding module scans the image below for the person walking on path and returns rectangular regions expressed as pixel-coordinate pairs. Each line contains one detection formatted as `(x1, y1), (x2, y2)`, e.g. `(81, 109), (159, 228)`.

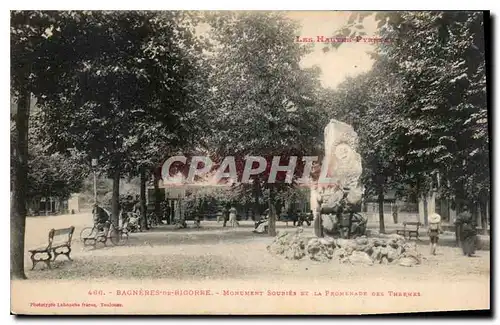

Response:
(428, 213), (442, 255)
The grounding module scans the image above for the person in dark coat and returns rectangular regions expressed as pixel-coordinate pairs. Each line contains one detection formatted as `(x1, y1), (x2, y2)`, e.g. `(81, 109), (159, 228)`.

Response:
(161, 200), (171, 224)
(288, 207), (298, 226)
(455, 206), (477, 256)
(336, 192), (351, 238)
(297, 209), (311, 227)
(92, 203), (110, 231)
(222, 205), (230, 227)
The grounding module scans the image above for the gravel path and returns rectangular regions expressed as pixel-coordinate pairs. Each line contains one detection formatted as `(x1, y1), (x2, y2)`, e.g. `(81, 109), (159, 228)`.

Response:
(23, 213), (490, 284)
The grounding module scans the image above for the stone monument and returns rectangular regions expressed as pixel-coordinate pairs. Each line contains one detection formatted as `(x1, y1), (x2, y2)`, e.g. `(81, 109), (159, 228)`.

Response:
(311, 119), (365, 238)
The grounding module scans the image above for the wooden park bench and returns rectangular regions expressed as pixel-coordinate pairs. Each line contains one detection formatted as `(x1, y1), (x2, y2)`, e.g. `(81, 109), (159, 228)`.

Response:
(29, 226), (75, 270)
(396, 222), (423, 240)
(278, 214), (294, 227)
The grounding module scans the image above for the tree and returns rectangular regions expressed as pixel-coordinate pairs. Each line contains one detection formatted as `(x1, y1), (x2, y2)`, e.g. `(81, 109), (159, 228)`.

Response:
(320, 57), (405, 233)
(10, 10), (210, 279)
(27, 126), (87, 203)
(10, 92), (30, 279)
(11, 10), (71, 280)
(206, 12), (324, 235)
(33, 11), (208, 226)
(331, 11), (489, 229)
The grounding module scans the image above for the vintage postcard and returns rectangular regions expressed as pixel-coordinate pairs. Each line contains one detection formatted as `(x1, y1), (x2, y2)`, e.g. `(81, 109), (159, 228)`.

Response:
(10, 10), (491, 315)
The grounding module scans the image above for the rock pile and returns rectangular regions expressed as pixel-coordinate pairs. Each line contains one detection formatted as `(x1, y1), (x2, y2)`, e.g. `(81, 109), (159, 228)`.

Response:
(267, 228), (423, 267)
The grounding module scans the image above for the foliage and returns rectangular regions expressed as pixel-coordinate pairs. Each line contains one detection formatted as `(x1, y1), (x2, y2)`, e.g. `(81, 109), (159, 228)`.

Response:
(206, 12), (324, 161)
(203, 12), (327, 233)
(331, 11), (489, 208)
(27, 11), (207, 178)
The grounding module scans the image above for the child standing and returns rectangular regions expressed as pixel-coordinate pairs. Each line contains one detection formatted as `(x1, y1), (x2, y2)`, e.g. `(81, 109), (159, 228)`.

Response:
(428, 213), (442, 255)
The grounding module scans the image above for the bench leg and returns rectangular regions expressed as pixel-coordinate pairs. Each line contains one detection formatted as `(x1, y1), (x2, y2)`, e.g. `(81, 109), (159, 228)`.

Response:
(30, 253), (37, 270)
(53, 246), (72, 261)
(64, 247), (72, 261)
(30, 251), (52, 270)
(84, 238), (97, 247)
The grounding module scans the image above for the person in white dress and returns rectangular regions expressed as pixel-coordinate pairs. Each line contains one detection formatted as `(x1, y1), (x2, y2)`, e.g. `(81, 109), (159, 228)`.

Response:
(229, 206), (238, 227)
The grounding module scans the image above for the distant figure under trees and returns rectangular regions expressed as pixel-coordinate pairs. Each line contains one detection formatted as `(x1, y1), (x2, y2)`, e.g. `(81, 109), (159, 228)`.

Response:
(229, 205), (238, 227)
(222, 205), (229, 227)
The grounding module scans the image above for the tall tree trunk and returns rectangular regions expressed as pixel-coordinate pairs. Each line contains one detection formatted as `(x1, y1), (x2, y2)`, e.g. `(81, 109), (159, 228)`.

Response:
(111, 167), (120, 227)
(472, 202), (480, 227)
(377, 188), (385, 234)
(140, 166), (148, 230)
(454, 183), (466, 215)
(313, 186), (323, 237)
(267, 187), (277, 236)
(253, 177), (261, 217)
(11, 90), (30, 280)
(169, 200), (174, 225)
(487, 198), (490, 233)
(479, 197), (488, 235)
(153, 170), (162, 218)
(422, 194), (429, 226)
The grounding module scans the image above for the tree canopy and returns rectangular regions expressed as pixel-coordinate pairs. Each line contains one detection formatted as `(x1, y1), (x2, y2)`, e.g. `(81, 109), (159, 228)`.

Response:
(327, 11), (489, 229)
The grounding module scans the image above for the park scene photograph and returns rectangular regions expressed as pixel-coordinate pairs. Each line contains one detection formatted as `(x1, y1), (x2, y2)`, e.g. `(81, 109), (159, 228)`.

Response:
(10, 10), (490, 315)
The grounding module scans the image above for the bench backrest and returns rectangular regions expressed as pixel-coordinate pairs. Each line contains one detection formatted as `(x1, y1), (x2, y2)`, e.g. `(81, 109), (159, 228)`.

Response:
(47, 226), (75, 249)
(403, 222), (422, 227)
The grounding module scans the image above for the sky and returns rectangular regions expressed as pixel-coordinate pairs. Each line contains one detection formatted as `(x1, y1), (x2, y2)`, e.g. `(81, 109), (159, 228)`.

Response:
(195, 11), (380, 90)
(287, 11), (379, 89)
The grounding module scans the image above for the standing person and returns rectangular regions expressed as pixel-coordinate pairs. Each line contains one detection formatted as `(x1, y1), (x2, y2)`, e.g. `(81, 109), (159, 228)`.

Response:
(222, 205), (230, 227)
(460, 207), (477, 257)
(132, 194), (143, 228)
(133, 195), (141, 215)
(229, 205), (238, 227)
(392, 204), (399, 224)
(297, 209), (308, 227)
(337, 192), (351, 239)
(428, 213), (442, 255)
(287, 206), (297, 226)
(164, 201), (172, 225)
(455, 205), (471, 248)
